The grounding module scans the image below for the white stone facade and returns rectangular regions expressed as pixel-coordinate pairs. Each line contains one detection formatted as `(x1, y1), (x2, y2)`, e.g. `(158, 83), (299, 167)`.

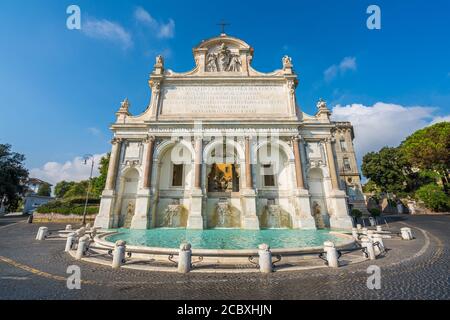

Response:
(94, 34), (361, 231)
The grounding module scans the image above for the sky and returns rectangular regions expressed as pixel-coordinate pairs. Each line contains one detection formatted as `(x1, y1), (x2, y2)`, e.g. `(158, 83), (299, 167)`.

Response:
(0, 0), (449, 184)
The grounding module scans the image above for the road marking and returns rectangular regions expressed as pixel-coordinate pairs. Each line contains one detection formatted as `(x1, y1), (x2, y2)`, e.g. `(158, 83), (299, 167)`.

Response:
(0, 255), (95, 285)
(1, 276), (29, 280)
(0, 219), (26, 230)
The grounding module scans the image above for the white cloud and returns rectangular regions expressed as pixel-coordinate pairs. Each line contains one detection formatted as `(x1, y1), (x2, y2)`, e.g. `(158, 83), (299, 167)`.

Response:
(30, 154), (107, 186)
(87, 127), (101, 136)
(331, 102), (449, 162)
(431, 115), (450, 124)
(324, 56), (357, 82)
(134, 7), (175, 39)
(82, 18), (132, 49)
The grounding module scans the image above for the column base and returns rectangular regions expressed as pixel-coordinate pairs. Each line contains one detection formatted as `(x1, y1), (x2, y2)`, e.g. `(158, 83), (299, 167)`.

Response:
(187, 189), (204, 230)
(291, 189), (316, 229)
(241, 188), (260, 230)
(94, 190), (115, 229)
(130, 189), (152, 230)
(328, 189), (353, 230)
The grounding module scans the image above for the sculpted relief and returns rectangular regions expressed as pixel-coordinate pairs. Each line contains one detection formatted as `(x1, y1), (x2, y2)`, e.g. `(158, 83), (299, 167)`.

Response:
(206, 43), (242, 72)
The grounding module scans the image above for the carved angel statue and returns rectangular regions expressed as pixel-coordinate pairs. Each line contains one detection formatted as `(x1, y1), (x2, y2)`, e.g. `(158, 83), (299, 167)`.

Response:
(282, 55), (292, 68)
(206, 53), (218, 72)
(227, 54), (242, 72)
(118, 98), (130, 113)
(156, 55), (164, 65)
(316, 98), (328, 110)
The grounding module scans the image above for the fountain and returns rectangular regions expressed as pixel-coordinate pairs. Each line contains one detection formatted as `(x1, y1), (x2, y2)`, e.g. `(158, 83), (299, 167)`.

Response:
(122, 201), (135, 228)
(312, 202), (326, 229)
(261, 203), (292, 229)
(161, 200), (186, 228)
(212, 199), (240, 228)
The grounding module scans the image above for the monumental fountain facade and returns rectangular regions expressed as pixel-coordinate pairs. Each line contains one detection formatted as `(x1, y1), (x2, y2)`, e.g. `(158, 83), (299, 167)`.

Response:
(94, 34), (365, 231)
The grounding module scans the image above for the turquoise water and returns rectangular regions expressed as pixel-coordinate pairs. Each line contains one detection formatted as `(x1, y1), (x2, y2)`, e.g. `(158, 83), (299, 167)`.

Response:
(106, 228), (346, 250)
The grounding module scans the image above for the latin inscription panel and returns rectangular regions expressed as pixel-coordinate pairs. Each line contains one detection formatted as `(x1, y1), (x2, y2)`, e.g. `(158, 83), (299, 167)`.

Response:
(159, 85), (289, 116)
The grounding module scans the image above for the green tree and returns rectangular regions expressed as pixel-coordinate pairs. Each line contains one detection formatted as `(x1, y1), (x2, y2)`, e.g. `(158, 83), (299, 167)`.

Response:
(37, 182), (51, 197)
(400, 122), (450, 192)
(63, 180), (89, 199)
(54, 181), (76, 198)
(415, 184), (449, 212)
(91, 153), (110, 198)
(0, 144), (28, 212)
(361, 147), (412, 194)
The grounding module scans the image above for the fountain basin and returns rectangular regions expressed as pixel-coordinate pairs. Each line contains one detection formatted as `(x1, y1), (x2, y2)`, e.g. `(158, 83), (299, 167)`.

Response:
(95, 229), (355, 265)
(106, 228), (349, 250)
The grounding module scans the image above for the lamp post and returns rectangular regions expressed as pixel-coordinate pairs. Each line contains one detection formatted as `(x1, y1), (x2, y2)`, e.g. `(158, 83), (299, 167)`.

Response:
(82, 154), (95, 226)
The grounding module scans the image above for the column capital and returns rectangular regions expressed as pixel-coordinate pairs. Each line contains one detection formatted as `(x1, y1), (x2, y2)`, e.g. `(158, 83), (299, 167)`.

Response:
(143, 135), (155, 144)
(111, 137), (123, 145)
(324, 136), (336, 144)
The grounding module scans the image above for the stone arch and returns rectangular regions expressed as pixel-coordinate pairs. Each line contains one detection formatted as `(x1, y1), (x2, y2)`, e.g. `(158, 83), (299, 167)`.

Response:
(255, 138), (295, 162)
(153, 139), (195, 163)
(255, 139), (293, 190)
(203, 139), (243, 193)
(203, 138), (245, 164)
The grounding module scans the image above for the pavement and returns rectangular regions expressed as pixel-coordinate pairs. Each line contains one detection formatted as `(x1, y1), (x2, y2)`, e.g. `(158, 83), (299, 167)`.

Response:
(0, 214), (449, 300)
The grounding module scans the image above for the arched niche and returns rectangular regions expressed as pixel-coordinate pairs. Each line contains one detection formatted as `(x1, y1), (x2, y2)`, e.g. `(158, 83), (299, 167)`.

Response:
(117, 168), (140, 228)
(308, 167), (330, 228)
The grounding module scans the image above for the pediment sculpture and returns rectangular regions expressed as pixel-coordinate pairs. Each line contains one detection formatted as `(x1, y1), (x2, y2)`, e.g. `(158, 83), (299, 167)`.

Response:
(206, 43), (242, 72)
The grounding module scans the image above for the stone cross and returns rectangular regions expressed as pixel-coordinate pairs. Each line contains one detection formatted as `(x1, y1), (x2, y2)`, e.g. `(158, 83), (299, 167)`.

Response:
(217, 20), (230, 34)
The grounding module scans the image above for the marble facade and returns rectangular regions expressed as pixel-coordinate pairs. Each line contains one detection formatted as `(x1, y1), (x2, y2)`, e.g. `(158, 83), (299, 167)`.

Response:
(94, 34), (363, 231)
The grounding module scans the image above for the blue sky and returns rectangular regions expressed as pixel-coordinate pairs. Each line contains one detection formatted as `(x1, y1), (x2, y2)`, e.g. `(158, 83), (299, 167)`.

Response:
(0, 0), (449, 183)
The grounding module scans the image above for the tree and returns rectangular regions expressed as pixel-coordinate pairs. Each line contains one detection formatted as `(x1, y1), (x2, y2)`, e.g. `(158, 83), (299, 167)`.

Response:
(400, 122), (450, 192)
(63, 180), (89, 199)
(54, 181), (76, 198)
(91, 153), (110, 198)
(37, 182), (51, 197)
(415, 184), (449, 212)
(361, 147), (412, 194)
(0, 144), (28, 212)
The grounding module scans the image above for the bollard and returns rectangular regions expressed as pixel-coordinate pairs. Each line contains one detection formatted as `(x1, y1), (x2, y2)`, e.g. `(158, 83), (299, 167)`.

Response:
(323, 241), (339, 268)
(372, 234), (385, 256)
(362, 237), (376, 260)
(91, 227), (100, 238)
(75, 235), (90, 260)
(75, 227), (86, 237)
(351, 228), (359, 240)
(85, 223), (91, 230)
(36, 227), (48, 241)
(401, 227), (413, 240)
(369, 217), (376, 227)
(258, 243), (273, 273)
(64, 233), (76, 252)
(177, 242), (192, 273)
(65, 224), (72, 231)
(376, 225), (383, 232)
(27, 214), (33, 224)
(356, 224), (362, 230)
(112, 240), (127, 269)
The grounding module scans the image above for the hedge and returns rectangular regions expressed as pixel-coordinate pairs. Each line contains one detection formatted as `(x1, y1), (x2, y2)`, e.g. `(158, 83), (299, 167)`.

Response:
(36, 200), (99, 215)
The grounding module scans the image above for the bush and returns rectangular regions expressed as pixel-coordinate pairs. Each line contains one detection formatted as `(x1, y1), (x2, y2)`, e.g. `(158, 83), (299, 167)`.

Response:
(415, 184), (450, 212)
(36, 200), (98, 215)
(368, 208), (381, 217)
(350, 209), (362, 219)
(66, 197), (100, 205)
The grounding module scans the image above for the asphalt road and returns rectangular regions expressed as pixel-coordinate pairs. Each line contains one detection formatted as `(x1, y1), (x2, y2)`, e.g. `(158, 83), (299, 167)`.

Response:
(0, 214), (449, 300)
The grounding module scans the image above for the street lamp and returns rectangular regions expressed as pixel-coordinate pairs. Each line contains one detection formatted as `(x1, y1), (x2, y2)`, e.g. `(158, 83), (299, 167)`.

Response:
(82, 154), (95, 226)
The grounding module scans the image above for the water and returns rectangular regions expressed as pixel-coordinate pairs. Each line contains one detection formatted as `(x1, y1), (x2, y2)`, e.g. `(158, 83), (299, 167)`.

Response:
(106, 228), (346, 250)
